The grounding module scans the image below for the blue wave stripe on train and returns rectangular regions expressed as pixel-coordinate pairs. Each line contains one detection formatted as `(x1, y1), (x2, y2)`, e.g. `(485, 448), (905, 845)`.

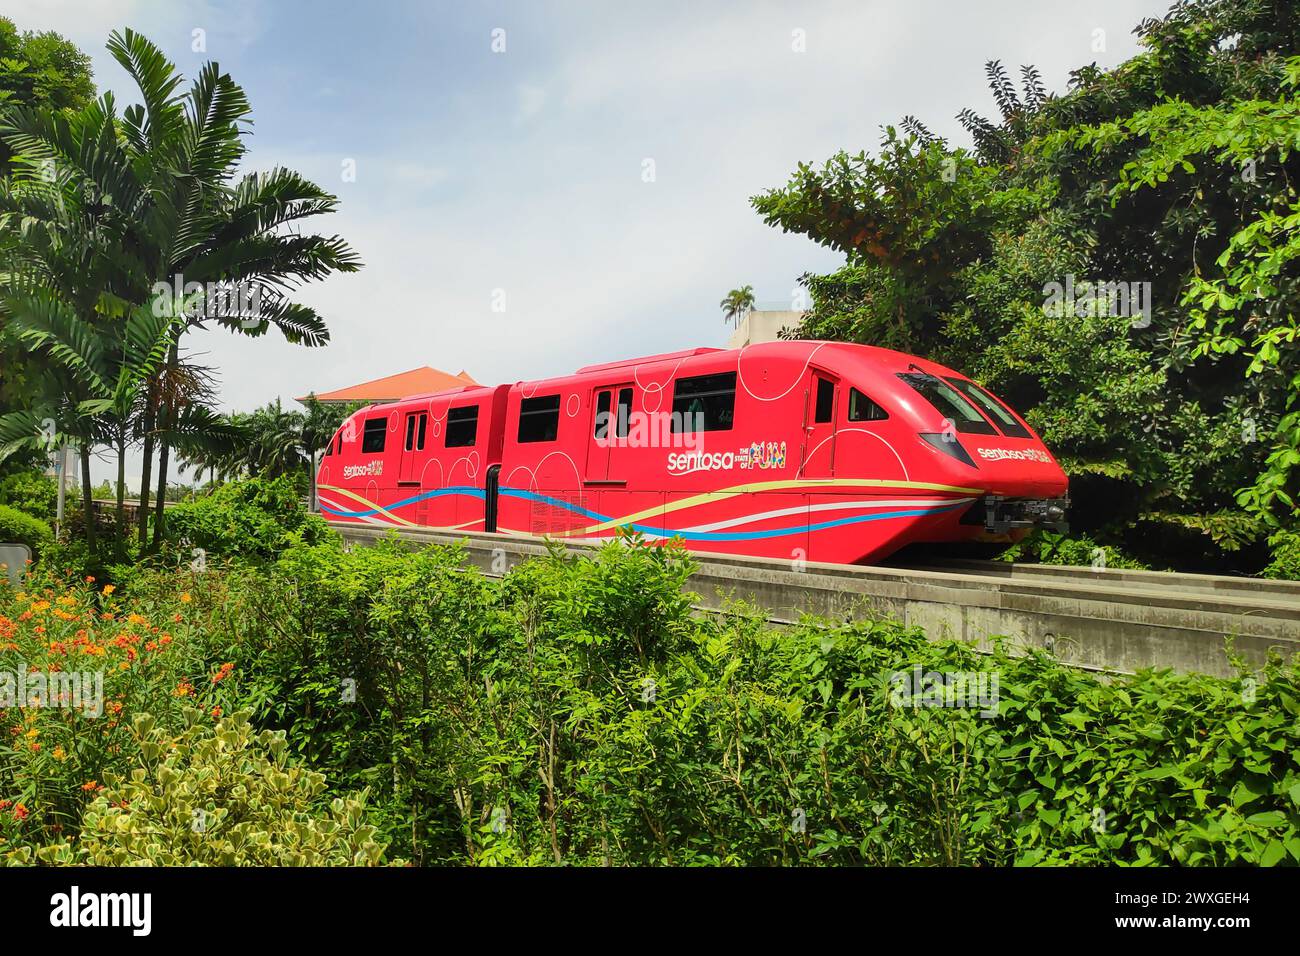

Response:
(318, 486), (967, 543)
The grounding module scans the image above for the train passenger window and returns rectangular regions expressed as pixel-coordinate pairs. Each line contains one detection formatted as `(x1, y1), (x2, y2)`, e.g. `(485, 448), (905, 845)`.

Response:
(848, 388), (888, 422)
(814, 378), (835, 423)
(671, 372), (736, 432)
(362, 417), (387, 453)
(404, 415), (417, 451)
(897, 373), (997, 435)
(593, 391), (612, 440)
(944, 378), (1032, 439)
(615, 387), (633, 438)
(518, 395), (560, 443)
(446, 405), (478, 447)
(417, 413), (428, 450)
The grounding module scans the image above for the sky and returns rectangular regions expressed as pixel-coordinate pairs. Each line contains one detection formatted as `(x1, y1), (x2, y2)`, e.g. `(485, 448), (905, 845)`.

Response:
(6, 0), (1174, 485)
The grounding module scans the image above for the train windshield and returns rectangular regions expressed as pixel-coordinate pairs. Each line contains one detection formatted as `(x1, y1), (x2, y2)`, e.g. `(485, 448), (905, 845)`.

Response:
(944, 378), (1032, 439)
(896, 372), (997, 434)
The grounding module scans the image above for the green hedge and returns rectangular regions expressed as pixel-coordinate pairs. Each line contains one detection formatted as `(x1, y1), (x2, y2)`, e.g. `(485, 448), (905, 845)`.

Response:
(0, 471), (58, 523)
(0, 502), (53, 561)
(163, 474), (329, 563)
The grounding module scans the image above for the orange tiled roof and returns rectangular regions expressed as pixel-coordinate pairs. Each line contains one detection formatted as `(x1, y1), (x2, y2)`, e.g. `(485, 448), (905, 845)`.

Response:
(297, 366), (478, 404)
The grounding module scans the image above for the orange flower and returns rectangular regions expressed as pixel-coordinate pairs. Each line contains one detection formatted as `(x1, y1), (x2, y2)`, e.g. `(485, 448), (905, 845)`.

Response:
(172, 613), (182, 624)
(11, 803), (25, 821)
(101, 584), (115, 596)
(174, 680), (194, 698)
(81, 780), (101, 792)
(179, 593), (192, 604)
(84, 576), (95, 583)
(210, 705), (222, 718)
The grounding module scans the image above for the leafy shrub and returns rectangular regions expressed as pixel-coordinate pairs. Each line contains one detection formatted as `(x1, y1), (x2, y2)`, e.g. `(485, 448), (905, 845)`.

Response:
(0, 472), (58, 523)
(999, 531), (1152, 570)
(210, 535), (1299, 866)
(1262, 531), (1300, 581)
(12, 710), (393, 866)
(0, 503), (53, 561)
(163, 475), (330, 563)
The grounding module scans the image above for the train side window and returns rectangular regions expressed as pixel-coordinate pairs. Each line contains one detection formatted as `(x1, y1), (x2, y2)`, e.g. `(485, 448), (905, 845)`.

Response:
(897, 372), (997, 435)
(848, 388), (888, 422)
(671, 371), (736, 432)
(518, 395), (561, 443)
(593, 391), (612, 440)
(814, 378), (835, 424)
(362, 417), (387, 453)
(404, 415), (417, 451)
(615, 387), (633, 438)
(943, 378), (1032, 439)
(446, 405), (478, 447)
(417, 413), (428, 450)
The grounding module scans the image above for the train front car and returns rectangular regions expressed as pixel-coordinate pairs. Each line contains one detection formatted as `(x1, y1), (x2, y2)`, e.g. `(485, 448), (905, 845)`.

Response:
(818, 343), (1069, 561)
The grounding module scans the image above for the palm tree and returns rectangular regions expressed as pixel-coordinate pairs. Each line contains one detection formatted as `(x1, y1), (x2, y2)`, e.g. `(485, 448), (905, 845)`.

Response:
(0, 90), (145, 549)
(720, 285), (756, 327)
(100, 30), (360, 548)
(174, 397), (349, 497)
(0, 29), (361, 553)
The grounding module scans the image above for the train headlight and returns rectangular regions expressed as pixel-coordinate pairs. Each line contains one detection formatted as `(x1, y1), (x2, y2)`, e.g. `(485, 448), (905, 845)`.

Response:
(918, 433), (977, 468)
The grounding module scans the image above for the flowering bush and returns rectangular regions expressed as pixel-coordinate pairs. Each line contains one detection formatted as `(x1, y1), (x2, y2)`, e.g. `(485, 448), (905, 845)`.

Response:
(11, 710), (393, 866)
(0, 566), (216, 852)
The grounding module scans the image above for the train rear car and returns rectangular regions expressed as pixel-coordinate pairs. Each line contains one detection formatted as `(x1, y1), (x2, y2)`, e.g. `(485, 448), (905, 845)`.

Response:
(316, 384), (509, 532)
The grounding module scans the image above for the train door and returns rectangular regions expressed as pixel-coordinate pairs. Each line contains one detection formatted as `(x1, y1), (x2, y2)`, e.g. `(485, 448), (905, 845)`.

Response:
(800, 372), (838, 478)
(586, 383), (633, 482)
(398, 409), (426, 485)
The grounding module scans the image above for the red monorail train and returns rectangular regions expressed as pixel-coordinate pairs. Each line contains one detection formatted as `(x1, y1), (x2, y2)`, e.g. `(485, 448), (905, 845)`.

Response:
(315, 341), (1069, 565)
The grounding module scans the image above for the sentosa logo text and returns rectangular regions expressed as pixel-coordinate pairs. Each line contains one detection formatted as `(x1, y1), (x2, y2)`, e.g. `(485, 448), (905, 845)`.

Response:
(342, 460), (383, 479)
(667, 451), (735, 475)
(976, 447), (1051, 463)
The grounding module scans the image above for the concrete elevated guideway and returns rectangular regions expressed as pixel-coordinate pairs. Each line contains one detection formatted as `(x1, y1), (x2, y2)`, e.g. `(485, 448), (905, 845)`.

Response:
(333, 524), (1300, 678)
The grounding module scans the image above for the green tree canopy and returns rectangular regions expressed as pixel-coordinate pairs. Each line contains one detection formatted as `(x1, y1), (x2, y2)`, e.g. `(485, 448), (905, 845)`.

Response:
(753, 0), (1300, 573)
